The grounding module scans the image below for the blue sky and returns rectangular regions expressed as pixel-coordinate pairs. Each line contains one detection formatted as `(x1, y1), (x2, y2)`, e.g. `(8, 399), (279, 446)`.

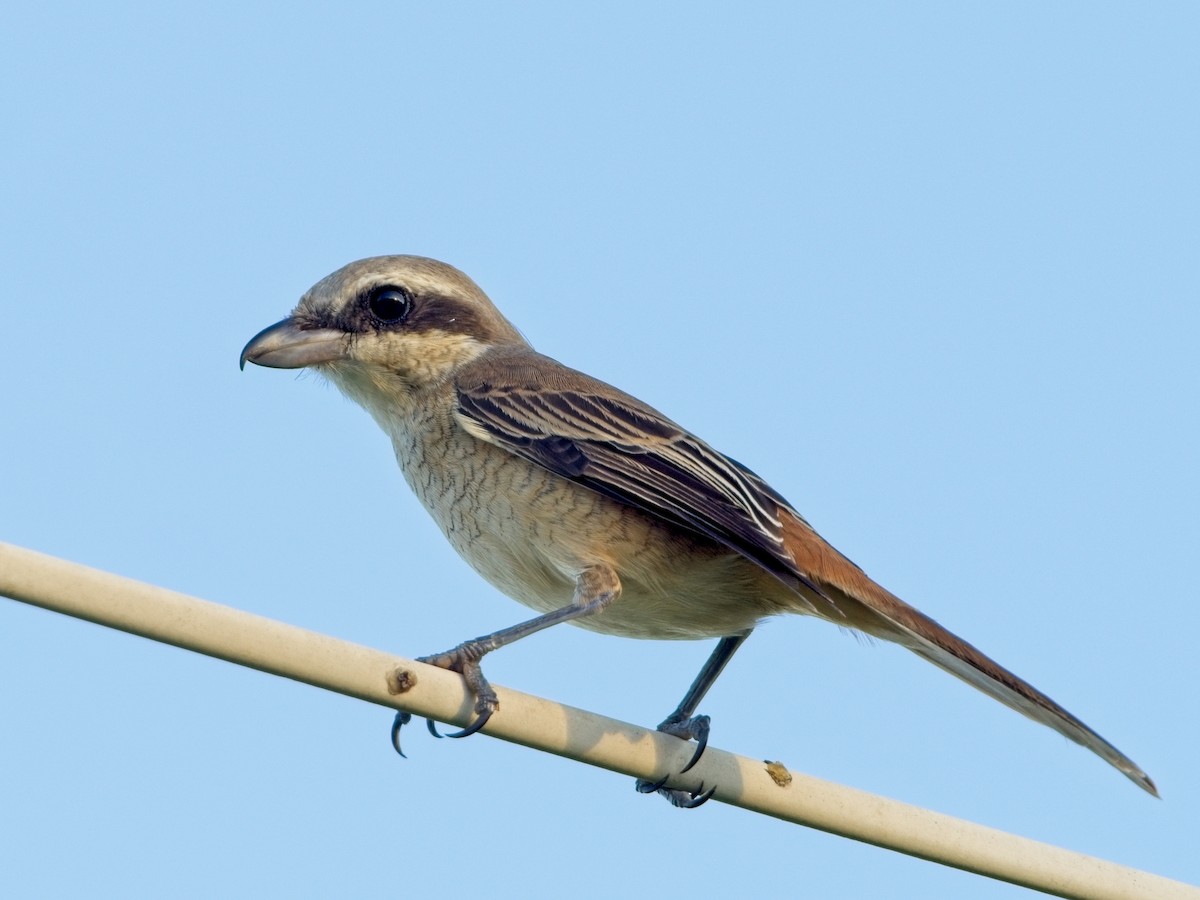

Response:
(2, 3), (1197, 897)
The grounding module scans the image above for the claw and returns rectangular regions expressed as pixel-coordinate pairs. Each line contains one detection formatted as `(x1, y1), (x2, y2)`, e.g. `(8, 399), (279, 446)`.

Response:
(659, 713), (711, 773)
(443, 706), (493, 739)
(390, 712), (412, 757)
(679, 728), (709, 774)
(635, 775), (717, 808)
(635, 774), (671, 794)
(677, 782), (717, 809)
(427, 718), (445, 739)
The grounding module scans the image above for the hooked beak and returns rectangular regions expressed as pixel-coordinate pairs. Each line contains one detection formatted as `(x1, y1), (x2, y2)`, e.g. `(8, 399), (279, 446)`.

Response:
(240, 317), (349, 370)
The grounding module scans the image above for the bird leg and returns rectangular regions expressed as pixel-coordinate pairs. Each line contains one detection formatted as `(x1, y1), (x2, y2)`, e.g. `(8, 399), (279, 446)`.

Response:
(392, 566), (619, 744)
(636, 631), (749, 808)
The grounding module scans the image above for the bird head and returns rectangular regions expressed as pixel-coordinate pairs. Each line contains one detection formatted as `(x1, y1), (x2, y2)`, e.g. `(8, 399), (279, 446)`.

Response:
(241, 255), (526, 415)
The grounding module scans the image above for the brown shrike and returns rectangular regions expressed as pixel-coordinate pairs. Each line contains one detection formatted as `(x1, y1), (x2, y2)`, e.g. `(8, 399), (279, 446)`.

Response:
(241, 255), (1155, 805)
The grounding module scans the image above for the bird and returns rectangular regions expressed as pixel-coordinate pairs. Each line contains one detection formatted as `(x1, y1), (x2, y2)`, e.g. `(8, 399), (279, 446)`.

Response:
(240, 254), (1156, 805)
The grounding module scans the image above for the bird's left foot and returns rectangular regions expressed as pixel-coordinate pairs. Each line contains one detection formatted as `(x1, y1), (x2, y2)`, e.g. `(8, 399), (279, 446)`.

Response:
(390, 640), (499, 755)
(417, 640), (500, 736)
(634, 713), (717, 808)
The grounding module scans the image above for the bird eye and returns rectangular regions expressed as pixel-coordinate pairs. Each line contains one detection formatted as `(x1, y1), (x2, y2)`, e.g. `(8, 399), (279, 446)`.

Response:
(367, 286), (412, 324)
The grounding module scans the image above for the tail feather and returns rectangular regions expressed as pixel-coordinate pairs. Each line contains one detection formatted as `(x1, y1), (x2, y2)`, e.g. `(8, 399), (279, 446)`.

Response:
(779, 509), (1157, 797)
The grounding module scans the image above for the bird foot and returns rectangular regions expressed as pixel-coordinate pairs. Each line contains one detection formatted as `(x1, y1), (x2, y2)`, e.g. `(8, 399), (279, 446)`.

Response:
(390, 641), (499, 755)
(418, 639), (501, 727)
(634, 713), (717, 808)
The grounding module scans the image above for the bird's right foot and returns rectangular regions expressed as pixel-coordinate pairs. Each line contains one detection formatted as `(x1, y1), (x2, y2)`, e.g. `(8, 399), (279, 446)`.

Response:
(633, 713), (718, 808)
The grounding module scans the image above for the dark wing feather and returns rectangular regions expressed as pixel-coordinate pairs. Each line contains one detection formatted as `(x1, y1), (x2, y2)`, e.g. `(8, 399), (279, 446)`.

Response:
(454, 351), (822, 596)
